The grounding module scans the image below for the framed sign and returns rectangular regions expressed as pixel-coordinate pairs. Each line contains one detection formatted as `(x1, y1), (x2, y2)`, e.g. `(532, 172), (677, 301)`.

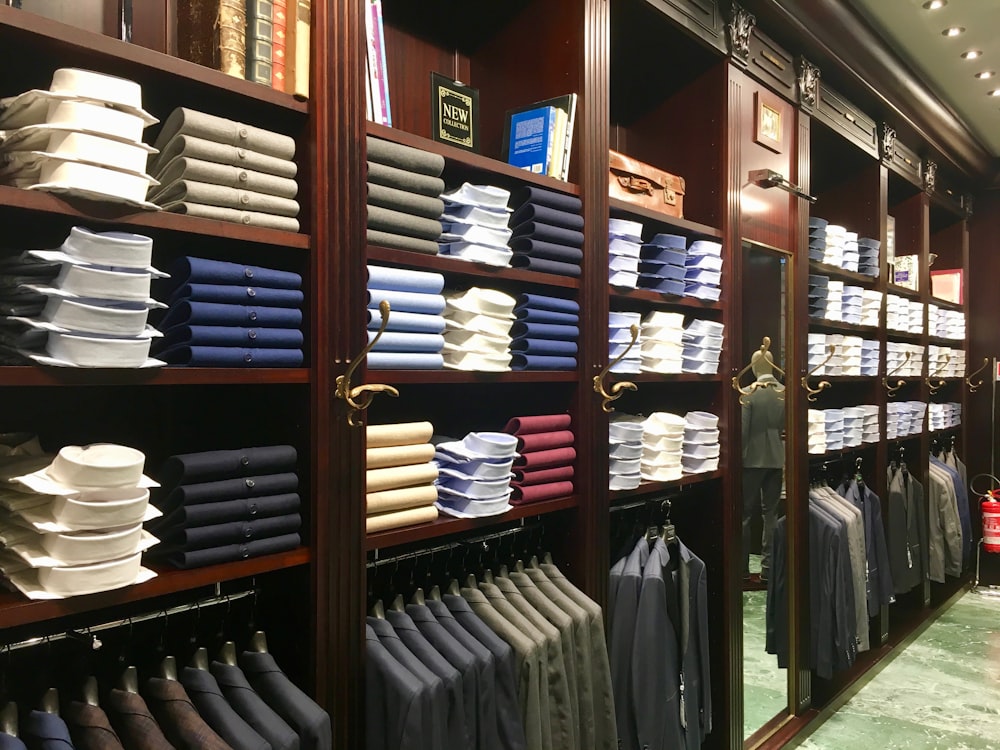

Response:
(753, 90), (785, 154)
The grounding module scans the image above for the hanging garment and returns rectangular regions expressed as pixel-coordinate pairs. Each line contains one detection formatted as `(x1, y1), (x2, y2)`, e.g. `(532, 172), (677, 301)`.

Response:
(210, 660), (299, 750)
(837, 477), (894, 616)
(608, 537), (649, 750)
(886, 465), (927, 594)
(105, 687), (176, 750)
(22, 710), (77, 750)
(932, 453), (972, 567)
(178, 666), (269, 750)
(63, 701), (125, 750)
(143, 678), (233, 750)
(364, 624), (427, 750)
(927, 461), (963, 582)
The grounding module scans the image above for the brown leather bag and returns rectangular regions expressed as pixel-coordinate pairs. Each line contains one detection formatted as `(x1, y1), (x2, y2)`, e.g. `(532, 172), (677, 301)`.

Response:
(609, 149), (685, 218)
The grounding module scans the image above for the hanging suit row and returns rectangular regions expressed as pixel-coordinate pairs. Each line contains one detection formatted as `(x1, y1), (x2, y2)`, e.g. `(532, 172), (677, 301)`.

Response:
(927, 444), (972, 582)
(365, 555), (617, 750)
(886, 461), (927, 595)
(608, 528), (712, 750)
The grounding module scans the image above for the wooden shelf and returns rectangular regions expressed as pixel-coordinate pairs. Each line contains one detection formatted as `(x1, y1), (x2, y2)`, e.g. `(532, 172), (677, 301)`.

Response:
(609, 470), (723, 502)
(367, 122), (580, 195)
(365, 495), (579, 550)
(0, 547), (310, 629)
(808, 318), (879, 335)
(617, 372), (722, 383)
(885, 329), (925, 343)
(368, 246), (579, 290)
(0, 186), (310, 249)
(609, 286), (723, 311)
(928, 297), (964, 312)
(808, 261), (878, 286)
(823, 375), (878, 383)
(608, 198), (723, 239)
(807, 444), (880, 461)
(927, 335), (966, 346)
(0, 6), (308, 114)
(366, 370), (577, 384)
(885, 283), (923, 301)
(0, 367), (310, 387)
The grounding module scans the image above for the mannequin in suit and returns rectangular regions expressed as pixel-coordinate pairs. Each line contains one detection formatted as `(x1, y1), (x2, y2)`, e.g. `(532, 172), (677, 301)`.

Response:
(741, 349), (785, 583)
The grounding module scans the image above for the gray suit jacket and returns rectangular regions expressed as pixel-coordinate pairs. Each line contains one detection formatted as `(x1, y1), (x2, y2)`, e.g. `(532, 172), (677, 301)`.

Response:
(741, 376), (785, 468)
(458, 587), (546, 750)
(814, 488), (870, 652)
(928, 463), (963, 581)
(609, 537), (649, 750)
(365, 624), (426, 750)
(538, 561), (618, 750)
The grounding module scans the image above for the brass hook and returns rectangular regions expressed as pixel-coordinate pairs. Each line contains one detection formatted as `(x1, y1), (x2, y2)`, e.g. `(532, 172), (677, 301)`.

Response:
(335, 299), (400, 427)
(594, 324), (639, 413)
(925, 352), (951, 395)
(732, 336), (785, 406)
(966, 356), (989, 394)
(800, 344), (834, 402)
(882, 350), (911, 398)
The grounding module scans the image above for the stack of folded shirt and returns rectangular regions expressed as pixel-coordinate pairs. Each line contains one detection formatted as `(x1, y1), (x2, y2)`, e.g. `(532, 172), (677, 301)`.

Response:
(927, 345), (964, 378)
(823, 224), (846, 268)
(609, 416), (643, 491)
(0, 226), (166, 368)
(509, 187), (584, 277)
(0, 68), (158, 209)
(885, 294), (906, 331)
(929, 402), (961, 430)
(841, 231), (860, 273)
(364, 135), (444, 254)
(840, 335), (862, 376)
(609, 311), (641, 374)
(442, 287), (516, 371)
(825, 280), (844, 322)
(928, 304), (943, 337)
(153, 257), (303, 367)
(638, 233), (686, 296)
(148, 108), (299, 230)
(807, 333), (831, 375)
(684, 240), (723, 302)
(842, 285), (863, 325)
(886, 342), (924, 377)
(862, 405), (880, 443)
(930, 307), (965, 340)
(858, 237), (880, 276)
(861, 290), (882, 327)
(366, 265), (444, 370)
(641, 412), (686, 482)
(640, 310), (684, 373)
(809, 274), (828, 319)
(861, 339), (880, 376)
(439, 183), (512, 266)
(808, 217), (828, 262)
(504, 414), (575, 506)
(0, 442), (159, 598)
(908, 300), (924, 335)
(608, 218), (642, 289)
(682, 411), (720, 474)
(807, 410), (827, 454)
(366, 422), (438, 532)
(823, 335), (844, 376)
(147, 446), (301, 569)
(842, 407), (865, 448)
(682, 318), (724, 374)
(886, 402), (926, 438)
(434, 432), (517, 518)
(824, 409), (845, 451)
(509, 293), (579, 370)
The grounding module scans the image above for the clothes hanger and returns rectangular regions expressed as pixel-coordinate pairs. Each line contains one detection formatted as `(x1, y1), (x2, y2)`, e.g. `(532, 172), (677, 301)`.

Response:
(427, 585), (441, 602)
(658, 498), (677, 545)
(855, 456), (865, 490)
(39, 688), (59, 715)
(369, 600), (385, 620)
(481, 569), (495, 585)
(389, 594), (405, 612)
(446, 579), (461, 596)
(159, 656), (178, 680)
(81, 676), (99, 707)
(118, 667), (139, 694)
(189, 647), (209, 671)
(0, 702), (17, 737)
(249, 631), (269, 653)
(217, 642), (237, 666)
(411, 588), (426, 606)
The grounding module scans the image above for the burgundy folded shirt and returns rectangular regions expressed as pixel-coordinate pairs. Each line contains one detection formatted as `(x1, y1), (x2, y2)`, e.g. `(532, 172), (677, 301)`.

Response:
(510, 481), (575, 505)
(513, 447), (576, 470)
(503, 413), (572, 435)
(517, 430), (574, 453)
(513, 465), (575, 486)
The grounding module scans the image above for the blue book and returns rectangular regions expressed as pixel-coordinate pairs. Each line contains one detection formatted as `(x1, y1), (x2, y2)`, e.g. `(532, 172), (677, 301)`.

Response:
(505, 105), (557, 174)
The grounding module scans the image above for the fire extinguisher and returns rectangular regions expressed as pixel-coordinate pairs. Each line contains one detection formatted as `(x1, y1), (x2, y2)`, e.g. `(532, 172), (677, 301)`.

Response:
(972, 474), (1000, 553)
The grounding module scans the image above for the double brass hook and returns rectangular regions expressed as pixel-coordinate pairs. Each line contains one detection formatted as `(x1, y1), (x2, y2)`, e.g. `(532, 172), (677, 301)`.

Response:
(732, 336), (786, 406)
(594, 324), (639, 413)
(966, 356), (989, 394)
(335, 300), (400, 427)
(925, 352), (951, 395)
(800, 344), (834, 402)
(882, 351), (911, 398)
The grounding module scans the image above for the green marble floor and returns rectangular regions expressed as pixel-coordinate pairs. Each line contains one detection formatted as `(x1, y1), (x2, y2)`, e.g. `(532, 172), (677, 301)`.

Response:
(744, 554), (789, 739)
(789, 592), (1000, 749)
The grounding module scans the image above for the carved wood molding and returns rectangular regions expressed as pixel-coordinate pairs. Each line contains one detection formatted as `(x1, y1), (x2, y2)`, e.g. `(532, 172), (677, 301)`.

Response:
(924, 159), (937, 195)
(727, 1), (756, 65)
(796, 56), (820, 112)
(880, 124), (896, 165)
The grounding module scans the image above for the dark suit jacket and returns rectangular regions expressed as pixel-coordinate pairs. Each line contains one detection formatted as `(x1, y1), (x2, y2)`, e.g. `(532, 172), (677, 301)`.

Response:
(22, 711), (75, 750)
(608, 537), (648, 750)
(64, 702), (124, 750)
(436, 596), (526, 750)
(105, 688), (176, 750)
(838, 478), (895, 616)
(0, 733), (27, 750)
(210, 662), (299, 750)
(741, 376), (785, 468)
(385, 609), (468, 749)
(238, 651), (331, 750)
(143, 678), (233, 750)
(887, 466), (927, 594)
(364, 624), (426, 750)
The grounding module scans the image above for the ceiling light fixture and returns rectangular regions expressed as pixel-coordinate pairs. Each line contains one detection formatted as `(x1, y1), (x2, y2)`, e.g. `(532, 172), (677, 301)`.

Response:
(962, 49), (983, 60)
(922, 0), (947, 8)
(942, 26), (965, 37)
(976, 71), (996, 79)
(989, 89), (1000, 97)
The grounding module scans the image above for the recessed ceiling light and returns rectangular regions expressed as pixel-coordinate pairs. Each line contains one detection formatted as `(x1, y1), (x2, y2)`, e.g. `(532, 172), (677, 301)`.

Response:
(976, 71), (996, 79)
(942, 26), (965, 37)
(923, 0), (947, 8)
(962, 49), (983, 60)
(989, 89), (1000, 97)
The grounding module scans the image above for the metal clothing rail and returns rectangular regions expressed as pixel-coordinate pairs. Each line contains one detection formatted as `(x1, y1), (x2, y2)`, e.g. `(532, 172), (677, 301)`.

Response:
(366, 522), (541, 569)
(3, 587), (256, 653)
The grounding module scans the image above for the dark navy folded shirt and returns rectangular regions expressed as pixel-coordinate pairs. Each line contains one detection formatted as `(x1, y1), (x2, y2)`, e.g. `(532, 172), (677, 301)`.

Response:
(161, 533), (302, 570)
(154, 513), (302, 553)
(510, 338), (578, 356)
(510, 237), (584, 264)
(159, 446), (298, 485)
(158, 345), (304, 367)
(150, 493), (302, 533)
(157, 325), (304, 351)
(510, 255), (581, 277)
(164, 257), (302, 295)
(168, 284), (304, 309)
(511, 186), (583, 213)
(510, 321), (579, 340)
(515, 293), (580, 315)
(510, 221), (584, 248)
(155, 473), (300, 514)
(510, 203), (584, 231)
(511, 354), (577, 371)
(157, 300), (304, 330)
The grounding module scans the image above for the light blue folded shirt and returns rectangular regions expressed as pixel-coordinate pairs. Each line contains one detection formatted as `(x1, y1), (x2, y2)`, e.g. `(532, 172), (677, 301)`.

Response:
(366, 264), (445, 294)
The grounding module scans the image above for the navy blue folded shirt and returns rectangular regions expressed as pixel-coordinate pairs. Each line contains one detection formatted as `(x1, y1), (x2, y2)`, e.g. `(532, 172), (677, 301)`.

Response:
(510, 338), (578, 356)
(160, 446), (298, 485)
(510, 221), (584, 248)
(163, 533), (302, 569)
(511, 256), (581, 277)
(154, 513), (303, 553)
(158, 325), (304, 350)
(158, 301), (304, 330)
(151, 493), (302, 532)
(510, 203), (584, 231)
(158, 345), (304, 367)
(515, 294), (580, 314)
(511, 354), (577, 370)
(168, 284), (304, 309)
(510, 238), (584, 264)
(511, 186), (583, 213)
(515, 307), (579, 325)
(156, 474), (300, 514)
(165, 257), (302, 293)
(510, 321), (579, 340)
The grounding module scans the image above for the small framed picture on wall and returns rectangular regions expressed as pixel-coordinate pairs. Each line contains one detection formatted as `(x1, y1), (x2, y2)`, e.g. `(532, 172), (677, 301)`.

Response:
(753, 90), (786, 154)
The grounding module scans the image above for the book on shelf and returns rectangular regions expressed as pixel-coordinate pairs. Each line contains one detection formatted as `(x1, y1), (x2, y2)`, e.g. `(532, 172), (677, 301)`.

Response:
(501, 94), (578, 181)
(365, 0), (391, 126)
(176, 0), (247, 79)
(272, 0), (288, 90)
(293, 0), (310, 98)
(246, 0), (274, 86)
(893, 254), (919, 290)
(930, 269), (963, 305)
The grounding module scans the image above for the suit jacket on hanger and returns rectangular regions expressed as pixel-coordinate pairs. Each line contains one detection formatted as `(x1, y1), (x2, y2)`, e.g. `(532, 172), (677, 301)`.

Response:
(609, 536), (649, 750)
(0, 734), (27, 750)
(23, 710), (76, 750)
(434, 595), (526, 750)
(887, 466), (927, 594)
(105, 688), (176, 750)
(209, 661), (299, 750)
(143, 678), (233, 750)
(238, 651), (331, 750)
(927, 462), (963, 581)
(837, 478), (894, 616)
(364, 624), (426, 750)
(64, 701), (124, 750)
